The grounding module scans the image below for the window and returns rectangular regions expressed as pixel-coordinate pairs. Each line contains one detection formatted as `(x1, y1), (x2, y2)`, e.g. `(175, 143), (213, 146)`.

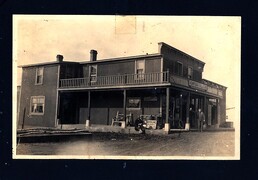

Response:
(35, 67), (44, 84)
(127, 98), (141, 109)
(188, 67), (193, 79)
(175, 62), (183, 76)
(30, 96), (45, 115)
(136, 60), (145, 80)
(90, 65), (97, 82)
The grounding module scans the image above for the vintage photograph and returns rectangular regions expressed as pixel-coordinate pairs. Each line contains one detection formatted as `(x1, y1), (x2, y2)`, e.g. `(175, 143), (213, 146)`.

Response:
(13, 15), (240, 159)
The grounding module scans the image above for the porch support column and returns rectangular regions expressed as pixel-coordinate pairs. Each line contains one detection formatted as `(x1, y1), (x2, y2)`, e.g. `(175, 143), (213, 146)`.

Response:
(204, 96), (207, 122)
(56, 91), (60, 126)
(185, 92), (190, 130)
(216, 98), (219, 127)
(86, 91), (91, 127)
(164, 87), (170, 132)
(123, 89), (126, 128)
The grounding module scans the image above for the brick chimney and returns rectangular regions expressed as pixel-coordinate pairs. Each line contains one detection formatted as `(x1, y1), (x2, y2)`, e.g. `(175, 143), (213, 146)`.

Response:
(56, 54), (64, 62)
(90, 50), (98, 61)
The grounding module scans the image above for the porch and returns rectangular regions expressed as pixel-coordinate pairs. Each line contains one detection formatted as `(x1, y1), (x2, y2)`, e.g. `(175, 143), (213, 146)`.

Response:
(56, 71), (225, 132)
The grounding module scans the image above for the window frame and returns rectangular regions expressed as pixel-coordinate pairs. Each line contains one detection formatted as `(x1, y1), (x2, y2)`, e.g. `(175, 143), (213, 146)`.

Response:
(135, 60), (145, 80)
(89, 65), (97, 82)
(35, 67), (44, 85)
(175, 61), (183, 76)
(187, 66), (193, 79)
(127, 97), (141, 109)
(30, 96), (45, 115)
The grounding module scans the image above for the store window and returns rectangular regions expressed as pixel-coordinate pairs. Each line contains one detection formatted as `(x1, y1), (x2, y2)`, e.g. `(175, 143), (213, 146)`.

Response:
(90, 65), (97, 82)
(175, 62), (183, 76)
(30, 96), (45, 115)
(188, 66), (193, 79)
(135, 60), (145, 80)
(127, 98), (141, 109)
(35, 67), (44, 85)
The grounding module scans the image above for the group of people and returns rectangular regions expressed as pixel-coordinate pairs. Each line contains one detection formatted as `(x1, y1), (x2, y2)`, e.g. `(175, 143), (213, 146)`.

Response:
(189, 107), (206, 132)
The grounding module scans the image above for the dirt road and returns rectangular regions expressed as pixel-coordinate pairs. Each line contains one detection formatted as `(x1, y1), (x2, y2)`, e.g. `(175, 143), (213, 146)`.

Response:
(16, 131), (235, 158)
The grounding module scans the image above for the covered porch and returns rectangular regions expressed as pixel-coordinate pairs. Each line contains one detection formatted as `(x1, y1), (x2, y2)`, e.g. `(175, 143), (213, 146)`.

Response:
(56, 87), (170, 131)
(56, 71), (225, 132)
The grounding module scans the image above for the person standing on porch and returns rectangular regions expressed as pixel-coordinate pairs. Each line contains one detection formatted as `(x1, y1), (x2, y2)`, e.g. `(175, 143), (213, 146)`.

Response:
(197, 108), (205, 132)
(189, 104), (195, 129)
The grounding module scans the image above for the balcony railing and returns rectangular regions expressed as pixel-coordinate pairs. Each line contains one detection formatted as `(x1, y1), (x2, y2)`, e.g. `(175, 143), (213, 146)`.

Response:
(59, 71), (222, 97)
(59, 71), (169, 88)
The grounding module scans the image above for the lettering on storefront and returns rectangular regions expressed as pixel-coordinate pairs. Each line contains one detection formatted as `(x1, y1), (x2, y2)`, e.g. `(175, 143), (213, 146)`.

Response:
(189, 80), (208, 91)
(144, 96), (158, 101)
(170, 76), (188, 87)
(207, 86), (218, 95)
(209, 99), (216, 102)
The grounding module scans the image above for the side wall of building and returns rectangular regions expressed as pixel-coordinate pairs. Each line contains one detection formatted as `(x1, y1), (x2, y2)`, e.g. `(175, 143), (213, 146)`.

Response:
(161, 45), (204, 82)
(18, 65), (59, 128)
(60, 63), (82, 79)
(219, 89), (227, 125)
(82, 57), (162, 77)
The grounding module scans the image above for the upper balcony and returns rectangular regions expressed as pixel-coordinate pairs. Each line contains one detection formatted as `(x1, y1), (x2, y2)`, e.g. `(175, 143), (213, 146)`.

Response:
(59, 71), (224, 98)
(59, 71), (170, 89)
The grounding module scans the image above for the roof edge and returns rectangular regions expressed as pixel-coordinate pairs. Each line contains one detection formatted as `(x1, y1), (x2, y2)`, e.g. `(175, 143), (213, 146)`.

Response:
(158, 42), (205, 65)
(79, 53), (162, 64)
(18, 61), (80, 68)
(202, 79), (227, 89)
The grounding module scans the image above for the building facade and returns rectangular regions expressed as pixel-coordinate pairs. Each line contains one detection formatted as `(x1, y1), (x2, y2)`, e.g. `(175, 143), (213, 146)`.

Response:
(18, 42), (227, 131)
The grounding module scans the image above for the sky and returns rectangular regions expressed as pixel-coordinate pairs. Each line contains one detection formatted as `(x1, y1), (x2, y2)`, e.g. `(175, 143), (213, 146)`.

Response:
(13, 15), (241, 125)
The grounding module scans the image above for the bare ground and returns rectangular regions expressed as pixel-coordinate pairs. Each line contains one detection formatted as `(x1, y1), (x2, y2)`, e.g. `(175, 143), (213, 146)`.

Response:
(16, 131), (235, 157)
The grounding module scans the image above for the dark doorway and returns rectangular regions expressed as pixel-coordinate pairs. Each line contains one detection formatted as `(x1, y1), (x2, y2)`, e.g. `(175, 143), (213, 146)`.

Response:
(212, 106), (217, 125)
(59, 92), (80, 124)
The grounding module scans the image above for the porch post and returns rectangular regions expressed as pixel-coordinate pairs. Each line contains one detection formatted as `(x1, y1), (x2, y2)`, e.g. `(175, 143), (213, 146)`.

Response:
(56, 91), (60, 126)
(87, 91), (91, 122)
(164, 87), (170, 132)
(185, 92), (190, 130)
(216, 98), (219, 127)
(204, 96), (207, 122)
(123, 89), (126, 128)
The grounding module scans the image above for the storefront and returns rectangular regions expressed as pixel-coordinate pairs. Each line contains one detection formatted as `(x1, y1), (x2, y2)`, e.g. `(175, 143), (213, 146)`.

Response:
(57, 84), (223, 130)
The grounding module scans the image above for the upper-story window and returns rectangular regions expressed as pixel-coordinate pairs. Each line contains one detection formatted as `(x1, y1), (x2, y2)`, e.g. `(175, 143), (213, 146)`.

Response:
(30, 96), (45, 115)
(35, 67), (44, 85)
(90, 65), (97, 82)
(136, 60), (145, 80)
(188, 66), (193, 79)
(175, 61), (183, 76)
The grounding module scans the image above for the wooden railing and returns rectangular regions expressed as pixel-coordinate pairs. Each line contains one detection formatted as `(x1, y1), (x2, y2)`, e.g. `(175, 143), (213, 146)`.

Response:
(59, 71), (169, 88)
(59, 71), (222, 97)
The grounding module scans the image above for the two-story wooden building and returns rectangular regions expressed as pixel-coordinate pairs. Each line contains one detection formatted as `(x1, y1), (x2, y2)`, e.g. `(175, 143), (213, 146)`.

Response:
(18, 42), (227, 132)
